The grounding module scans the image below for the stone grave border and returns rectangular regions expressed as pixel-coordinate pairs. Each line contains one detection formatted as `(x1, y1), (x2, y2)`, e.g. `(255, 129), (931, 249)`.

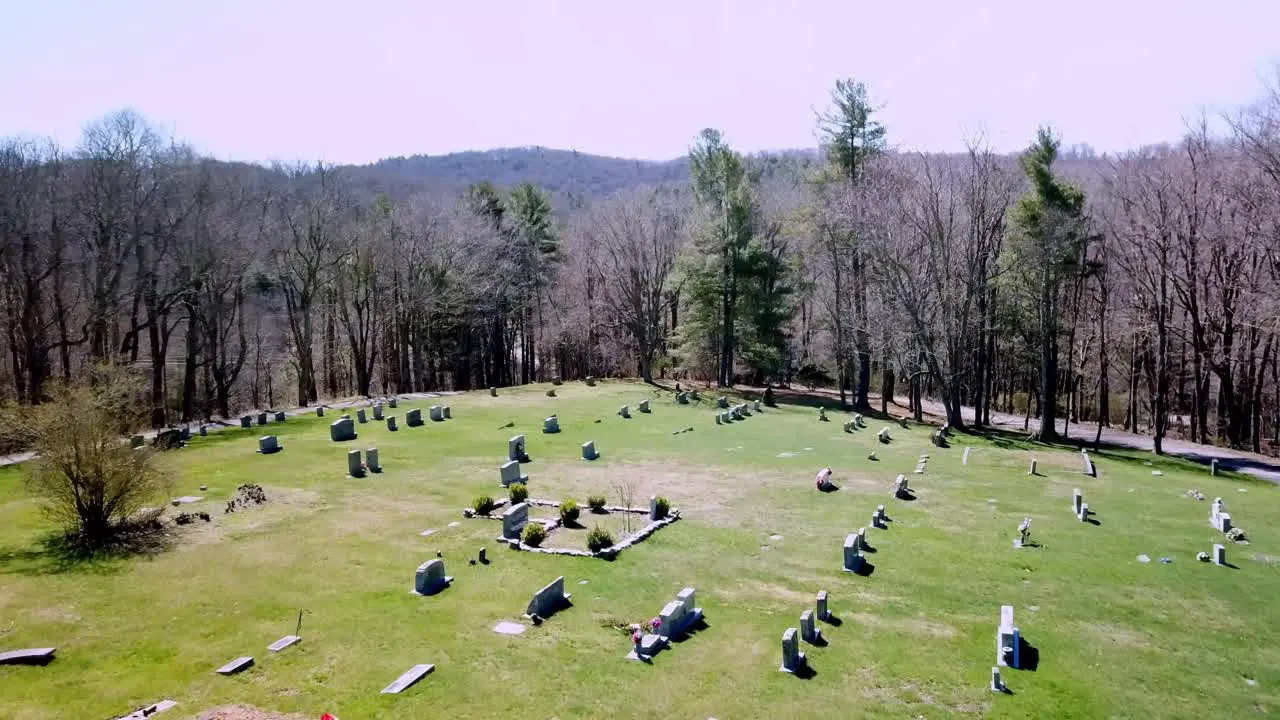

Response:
(461, 498), (681, 559)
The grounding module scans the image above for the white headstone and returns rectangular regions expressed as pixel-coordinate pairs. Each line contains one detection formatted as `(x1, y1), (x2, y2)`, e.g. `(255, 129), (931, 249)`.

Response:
(1213, 543), (1226, 566)
(509, 435), (526, 460)
(963, 447), (971, 465)
(503, 502), (529, 539)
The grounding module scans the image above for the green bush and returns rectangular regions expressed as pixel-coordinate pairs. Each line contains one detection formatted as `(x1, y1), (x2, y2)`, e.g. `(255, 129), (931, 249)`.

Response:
(560, 499), (580, 523)
(586, 525), (614, 553)
(763, 386), (777, 407)
(473, 494), (496, 515)
(522, 522), (547, 546)
(509, 482), (528, 504)
(587, 494), (607, 512)
(654, 496), (671, 518)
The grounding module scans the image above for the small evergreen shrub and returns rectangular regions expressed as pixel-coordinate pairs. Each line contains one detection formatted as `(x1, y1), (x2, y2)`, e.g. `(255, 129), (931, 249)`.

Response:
(473, 494), (496, 515)
(654, 496), (671, 518)
(509, 482), (528, 504)
(560, 499), (580, 523)
(587, 494), (607, 512)
(522, 522), (547, 546)
(587, 525), (614, 553)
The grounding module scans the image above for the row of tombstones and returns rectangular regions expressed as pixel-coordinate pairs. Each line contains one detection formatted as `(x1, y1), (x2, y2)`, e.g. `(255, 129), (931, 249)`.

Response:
(499, 497), (668, 542)
(779, 591), (835, 672)
(329, 405), (450, 442)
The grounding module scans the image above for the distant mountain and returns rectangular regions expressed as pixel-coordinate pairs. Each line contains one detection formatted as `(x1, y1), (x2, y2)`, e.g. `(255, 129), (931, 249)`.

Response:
(359, 147), (692, 202)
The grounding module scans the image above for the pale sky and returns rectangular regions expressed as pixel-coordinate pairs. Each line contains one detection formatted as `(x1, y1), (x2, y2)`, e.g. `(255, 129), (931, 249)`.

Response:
(1, 0), (1277, 163)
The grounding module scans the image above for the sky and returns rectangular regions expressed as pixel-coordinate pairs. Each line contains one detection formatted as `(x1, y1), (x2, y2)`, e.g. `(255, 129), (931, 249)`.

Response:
(1, 0), (1278, 164)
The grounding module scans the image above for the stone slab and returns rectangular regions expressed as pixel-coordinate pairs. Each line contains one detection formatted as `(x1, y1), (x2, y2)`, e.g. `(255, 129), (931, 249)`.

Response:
(115, 700), (178, 719)
(171, 496), (203, 505)
(215, 656), (254, 675)
(267, 635), (301, 652)
(380, 663), (434, 694)
(0, 647), (55, 664)
(493, 621), (526, 635)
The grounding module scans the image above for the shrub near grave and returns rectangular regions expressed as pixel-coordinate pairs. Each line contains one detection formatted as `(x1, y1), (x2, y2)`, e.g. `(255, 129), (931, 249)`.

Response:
(473, 494), (496, 516)
(509, 482), (529, 504)
(560, 499), (580, 524)
(586, 525), (614, 553)
(587, 495), (607, 512)
(654, 496), (670, 519)
(522, 522), (547, 547)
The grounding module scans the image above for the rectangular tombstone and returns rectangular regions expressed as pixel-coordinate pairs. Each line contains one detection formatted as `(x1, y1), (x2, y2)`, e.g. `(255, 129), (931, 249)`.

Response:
(429, 405), (444, 422)
(316, 407), (325, 417)
(1211, 459), (1217, 476)
(1028, 459), (1037, 475)
(274, 411), (286, 422)
(380, 663), (434, 694)
(356, 408), (367, 424)
(895, 474), (907, 493)
(963, 447), (971, 465)
(267, 634), (300, 653)
(443, 406), (451, 419)
(997, 605), (1020, 668)
(0, 647), (56, 665)
(856, 528), (866, 550)
(490, 387), (498, 397)
(843, 533), (863, 572)
(543, 416), (560, 433)
(389, 398), (398, 408)
(1078, 503), (1088, 522)
(525, 575), (571, 618)
(215, 656), (254, 675)
(503, 502), (529, 539)
(199, 425), (208, 437)
(991, 666), (1003, 692)
(676, 392), (689, 404)
(816, 590), (829, 621)
(499, 460), (527, 487)
(658, 600), (686, 640)
(715, 413), (722, 425)
(1218, 513), (1232, 533)
(779, 628), (804, 673)
(414, 558), (453, 595)
(406, 408), (422, 427)
(618, 405), (631, 418)
(676, 587), (695, 613)
(876, 504), (886, 520)
(366, 448), (381, 473)
(387, 416), (397, 431)
(638, 399), (650, 413)
(800, 609), (819, 644)
(329, 417), (356, 442)
(347, 449), (364, 478)
(581, 441), (598, 461)
(508, 435), (526, 461)
(258, 436), (280, 454)
(240, 416), (252, 429)
(1213, 543), (1226, 566)
(1073, 489), (1083, 516)
(257, 413), (268, 426)
(179, 426), (191, 441)
(373, 404), (384, 420)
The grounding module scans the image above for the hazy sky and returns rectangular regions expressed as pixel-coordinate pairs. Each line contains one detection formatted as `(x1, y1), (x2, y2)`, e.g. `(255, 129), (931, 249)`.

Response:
(1, 0), (1277, 163)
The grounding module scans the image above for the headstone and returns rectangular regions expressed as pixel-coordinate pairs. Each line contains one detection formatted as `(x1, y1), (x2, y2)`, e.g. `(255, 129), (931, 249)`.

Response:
(257, 412), (268, 426)
(715, 413), (722, 425)
(240, 416), (252, 429)
(649, 495), (658, 520)
(274, 411), (286, 422)
(479, 547), (487, 563)
(996, 605), (1020, 668)
(131, 435), (145, 448)
(1081, 450), (1094, 476)
(1213, 543), (1226, 566)
(414, 558), (453, 595)
(876, 504), (886, 522)
(430, 405), (444, 422)
(116, 699), (179, 719)
(406, 408), (423, 427)
(389, 398), (398, 408)
(818, 408), (828, 421)
(347, 449), (364, 478)
(502, 502), (529, 539)
(1218, 513), (1232, 533)
(878, 427), (891, 443)
(963, 447), (971, 465)
(816, 590), (829, 621)
(257, 436), (280, 454)
(179, 426), (191, 441)
(508, 435), (526, 461)
(380, 664), (434, 694)
(316, 407), (325, 417)
(552, 375), (562, 386)
(490, 387), (498, 397)
(753, 400), (761, 412)
(1073, 489), (1083, 516)
(895, 474), (908, 497)
(586, 376), (596, 387)
(387, 416), (398, 431)
(779, 628), (805, 673)
(717, 396), (729, 408)
(543, 416), (560, 433)
(800, 609), (821, 644)
(366, 448), (381, 473)
(525, 575), (571, 618)
(356, 408), (367, 424)
(267, 634), (300, 653)
(856, 528), (867, 551)
(676, 392), (689, 405)
(546, 388), (557, 397)
(215, 656), (254, 675)
(1077, 502), (1088, 522)
(658, 600), (686, 640)
(638, 399), (651, 413)
(443, 405), (451, 419)
(842, 533), (863, 572)
(991, 666), (1003, 692)
(199, 425), (207, 437)
(1211, 459), (1218, 476)
(582, 441), (598, 461)
(329, 416), (356, 441)
(618, 405), (631, 419)
(499, 460), (528, 487)
(0, 647), (56, 665)
(373, 404), (384, 420)
(1028, 459), (1037, 476)
(854, 413), (864, 427)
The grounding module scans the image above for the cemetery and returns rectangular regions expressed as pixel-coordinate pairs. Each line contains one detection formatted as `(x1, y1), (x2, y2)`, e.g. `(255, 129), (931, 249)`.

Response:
(0, 381), (1276, 718)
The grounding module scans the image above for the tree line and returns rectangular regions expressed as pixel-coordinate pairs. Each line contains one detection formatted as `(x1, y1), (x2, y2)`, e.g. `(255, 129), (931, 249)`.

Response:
(2, 76), (1280, 457)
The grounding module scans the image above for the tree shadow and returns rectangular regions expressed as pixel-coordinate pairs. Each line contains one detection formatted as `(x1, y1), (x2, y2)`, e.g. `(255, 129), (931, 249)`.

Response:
(0, 524), (173, 577)
(1018, 638), (1040, 671)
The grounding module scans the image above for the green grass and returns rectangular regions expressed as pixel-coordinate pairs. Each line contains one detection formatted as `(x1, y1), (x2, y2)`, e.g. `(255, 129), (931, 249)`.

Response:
(0, 381), (1277, 718)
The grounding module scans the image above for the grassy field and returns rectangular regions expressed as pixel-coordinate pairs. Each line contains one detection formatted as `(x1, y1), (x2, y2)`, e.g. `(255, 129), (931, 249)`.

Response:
(0, 381), (1277, 719)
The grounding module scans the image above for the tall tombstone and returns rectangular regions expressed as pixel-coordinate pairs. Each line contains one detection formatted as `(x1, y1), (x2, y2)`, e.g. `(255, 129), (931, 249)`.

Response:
(356, 408), (367, 424)
(373, 404), (384, 421)
(800, 609), (820, 644)
(996, 605), (1020, 668)
(581, 441), (598, 461)
(490, 387), (498, 397)
(991, 666), (1003, 692)
(816, 590), (829, 621)
(649, 495), (659, 520)
(1072, 489), (1083, 517)
(257, 412), (268, 426)
(856, 528), (867, 550)
(240, 416), (252, 429)
(1213, 543), (1226, 566)
(274, 411), (286, 422)
(406, 408), (423, 427)
(963, 447), (971, 465)
(508, 435), (526, 461)
(779, 628), (804, 673)
(443, 406), (451, 419)
(387, 416), (398, 431)
(347, 449), (364, 478)
(389, 397), (398, 408)
(1027, 459), (1037, 476)
(1211, 459), (1218, 476)
(414, 558), (452, 595)
(1078, 502), (1089, 522)
(316, 406), (325, 417)
(842, 533), (863, 572)
(366, 448), (381, 473)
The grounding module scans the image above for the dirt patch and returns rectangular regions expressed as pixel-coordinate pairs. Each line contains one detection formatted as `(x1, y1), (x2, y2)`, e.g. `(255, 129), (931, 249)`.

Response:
(851, 612), (958, 638)
(189, 705), (310, 720)
(177, 487), (323, 548)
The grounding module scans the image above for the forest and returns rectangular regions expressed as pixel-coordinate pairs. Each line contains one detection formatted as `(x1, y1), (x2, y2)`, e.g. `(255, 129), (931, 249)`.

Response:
(2, 77), (1279, 457)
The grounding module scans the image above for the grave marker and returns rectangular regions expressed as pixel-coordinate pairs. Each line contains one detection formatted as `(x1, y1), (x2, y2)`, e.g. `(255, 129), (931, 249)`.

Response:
(618, 405), (631, 419)
(389, 398), (398, 408)
(199, 425), (208, 437)
(878, 427), (891, 443)
(316, 407), (325, 417)
(963, 447), (971, 465)
(1027, 459), (1037, 476)
(586, 376), (596, 386)
(274, 411), (286, 422)
(257, 436), (280, 454)
(816, 590), (829, 621)
(329, 417), (357, 442)
(257, 412), (268, 426)
(215, 656), (254, 675)
(842, 533), (864, 572)
(1072, 489), (1083, 516)
(387, 416), (398, 431)
(582, 441), (599, 461)
(991, 667), (1004, 692)
(500, 460), (529, 487)
(267, 635), (300, 653)
(502, 502), (529, 540)
(380, 664), (434, 694)
(779, 628), (805, 673)
(366, 448), (382, 473)
(509, 435), (527, 461)
(1077, 502), (1089, 522)
(406, 409), (423, 427)
(1213, 543), (1226, 566)
(0, 647), (55, 665)
(525, 576), (572, 618)
(347, 449), (364, 478)
(429, 405), (444, 422)
(996, 605), (1020, 668)
(240, 416), (252, 429)
(373, 404), (384, 421)
(543, 416), (560, 433)
(1211, 459), (1218, 476)
(800, 609), (820, 644)
(414, 558), (453, 595)
(490, 387), (498, 397)
(638, 399), (651, 413)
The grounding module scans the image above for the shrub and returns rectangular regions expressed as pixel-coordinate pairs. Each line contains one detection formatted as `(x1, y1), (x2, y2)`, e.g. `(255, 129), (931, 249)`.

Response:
(587, 494), (607, 512)
(473, 494), (496, 515)
(522, 522), (547, 546)
(763, 386), (777, 407)
(560, 499), (580, 523)
(654, 496), (671, 518)
(509, 482), (528, 504)
(586, 525), (614, 553)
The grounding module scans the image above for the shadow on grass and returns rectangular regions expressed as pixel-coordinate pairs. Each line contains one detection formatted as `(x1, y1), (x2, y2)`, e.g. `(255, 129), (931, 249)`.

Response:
(895, 491), (917, 502)
(854, 561), (876, 577)
(807, 634), (829, 648)
(1086, 516), (1102, 526)
(1019, 638), (1040, 671)
(818, 484), (840, 493)
(670, 616), (710, 644)
(824, 614), (844, 627)
(791, 663), (818, 679)
(0, 523), (173, 577)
